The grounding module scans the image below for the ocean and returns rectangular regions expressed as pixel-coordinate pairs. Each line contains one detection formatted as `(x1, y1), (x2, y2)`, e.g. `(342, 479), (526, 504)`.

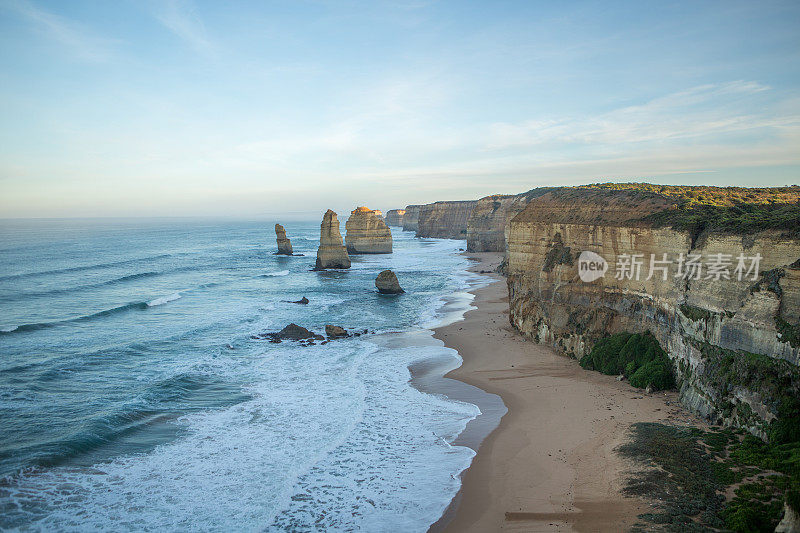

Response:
(0, 218), (494, 531)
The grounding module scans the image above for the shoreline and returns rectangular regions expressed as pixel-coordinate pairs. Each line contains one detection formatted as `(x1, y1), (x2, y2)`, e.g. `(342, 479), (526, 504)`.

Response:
(430, 252), (704, 532)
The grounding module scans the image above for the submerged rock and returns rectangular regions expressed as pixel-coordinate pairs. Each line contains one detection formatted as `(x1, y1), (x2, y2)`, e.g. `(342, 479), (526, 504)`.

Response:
(345, 206), (392, 254)
(325, 325), (350, 339)
(375, 270), (404, 294)
(274, 223), (293, 255)
(314, 210), (351, 270)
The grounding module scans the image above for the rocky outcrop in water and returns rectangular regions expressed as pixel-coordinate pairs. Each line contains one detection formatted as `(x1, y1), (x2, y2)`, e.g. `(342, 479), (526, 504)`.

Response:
(258, 323), (324, 342)
(416, 200), (477, 239)
(275, 223), (293, 255)
(385, 209), (405, 227)
(325, 325), (350, 339)
(466, 188), (556, 252)
(345, 207), (392, 254)
(375, 270), (404, 294)
(505, 185), (800, 439)
(401, 205), (421, 232)
(314, 210), (351, 270)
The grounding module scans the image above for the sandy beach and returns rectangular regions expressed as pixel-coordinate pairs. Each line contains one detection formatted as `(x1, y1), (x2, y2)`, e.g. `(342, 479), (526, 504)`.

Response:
(432, 252), (703, 532)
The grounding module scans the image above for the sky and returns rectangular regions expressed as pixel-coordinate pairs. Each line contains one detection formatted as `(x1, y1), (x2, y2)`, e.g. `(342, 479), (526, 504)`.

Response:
(0, 0), (798, 219)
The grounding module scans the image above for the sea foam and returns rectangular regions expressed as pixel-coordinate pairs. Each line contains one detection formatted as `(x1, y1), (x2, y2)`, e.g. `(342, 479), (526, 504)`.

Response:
(147, 293), (182, 307)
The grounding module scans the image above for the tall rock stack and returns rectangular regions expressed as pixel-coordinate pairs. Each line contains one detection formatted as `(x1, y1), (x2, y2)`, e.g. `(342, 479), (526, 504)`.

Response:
(315, 210), (351, 270)
(385, 209), (406, 227)
(401, 205), (421, 232)
(345, 207), (392, 254)
(274, 223), (293, 255)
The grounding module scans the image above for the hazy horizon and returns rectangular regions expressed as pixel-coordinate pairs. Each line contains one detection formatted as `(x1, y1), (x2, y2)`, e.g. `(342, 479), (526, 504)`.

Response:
(1, 0), (799, 218)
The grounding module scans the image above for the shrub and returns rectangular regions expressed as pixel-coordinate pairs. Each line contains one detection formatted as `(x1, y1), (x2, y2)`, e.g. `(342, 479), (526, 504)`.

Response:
(623, 423), (800, 532)
(630, 359), (675, 390)
(580, 331), (675, 391)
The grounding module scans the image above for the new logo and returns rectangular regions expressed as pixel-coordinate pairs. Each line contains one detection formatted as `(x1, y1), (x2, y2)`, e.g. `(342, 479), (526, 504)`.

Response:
(578, 250), (608, 282)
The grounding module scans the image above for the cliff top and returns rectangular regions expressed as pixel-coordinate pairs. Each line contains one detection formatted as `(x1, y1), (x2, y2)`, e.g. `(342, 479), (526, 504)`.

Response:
(513, 188), (674, 226)
(581, 182), (800, 209)
(476, 187), (561, 203)
(512, 183), (800, 235)
(426, 200), (478, 206)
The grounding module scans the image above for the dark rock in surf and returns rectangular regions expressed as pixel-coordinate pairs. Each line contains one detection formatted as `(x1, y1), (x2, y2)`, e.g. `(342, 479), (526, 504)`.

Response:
(375, 270), (404, 294)
(258, 323), (324, 342)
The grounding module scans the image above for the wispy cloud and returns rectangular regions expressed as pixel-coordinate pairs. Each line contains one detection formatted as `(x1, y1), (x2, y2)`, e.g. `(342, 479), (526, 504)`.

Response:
(486, 81), (794, 150)
(152, 0), (216, 56)
(1, 0), (116, 61)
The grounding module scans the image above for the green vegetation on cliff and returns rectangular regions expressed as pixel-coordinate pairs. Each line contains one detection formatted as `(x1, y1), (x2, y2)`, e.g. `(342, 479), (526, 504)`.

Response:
(622, 423), (800, 532)
(579, 331), (674, 391)
(575, 183), (800, 235)
(581, 183), (800, 208)
(697, 342), (800, 445)
(645, 202), (800, 236)
(680, 303), (713, 322)
(776, 315), (800, 349)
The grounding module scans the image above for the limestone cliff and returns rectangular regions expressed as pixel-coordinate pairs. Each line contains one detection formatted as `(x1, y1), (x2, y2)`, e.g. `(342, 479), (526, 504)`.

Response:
(466, 188), (556, 252)
(385, 209), (405, 227)
(506, 186), (800, 439)
(416, 200), (477, 239)
(402, 205), (421, 232)
(345, 207), (392, 254)
(274, 223), (293, 255)
(315, 210), (351, 270)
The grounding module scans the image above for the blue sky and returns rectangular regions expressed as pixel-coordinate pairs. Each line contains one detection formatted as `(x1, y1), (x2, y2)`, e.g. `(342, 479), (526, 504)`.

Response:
(0, 0), (798, 218)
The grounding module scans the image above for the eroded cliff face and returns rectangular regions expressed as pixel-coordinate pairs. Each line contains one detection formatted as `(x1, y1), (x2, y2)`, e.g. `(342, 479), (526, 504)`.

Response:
(345, 207), (392, 254)
(466, 188), (556, 252)
(385, 209), (405, 227)
(506, 189), (800, 438)
(402, 205), (421, 232)
(416, 200), (477, 239)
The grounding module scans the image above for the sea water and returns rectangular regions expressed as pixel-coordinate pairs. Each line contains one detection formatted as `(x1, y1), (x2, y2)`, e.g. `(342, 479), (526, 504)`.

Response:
(0, 218), (490, 531)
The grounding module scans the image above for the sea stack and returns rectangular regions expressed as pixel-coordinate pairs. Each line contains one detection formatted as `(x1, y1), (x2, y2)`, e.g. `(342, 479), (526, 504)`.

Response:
(275, 223), (293, 255)
(315, 210), (351, 270)
(375, 270), (404, 294)
(345, 207), (392, 254)
(385, 209), (405, 226)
